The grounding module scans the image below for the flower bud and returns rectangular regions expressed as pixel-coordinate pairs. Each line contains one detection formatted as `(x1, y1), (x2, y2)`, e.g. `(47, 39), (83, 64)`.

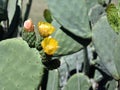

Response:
(38, 22), (55, 37)
(24, 19), (34, 32)
(41, 37), (59, 55)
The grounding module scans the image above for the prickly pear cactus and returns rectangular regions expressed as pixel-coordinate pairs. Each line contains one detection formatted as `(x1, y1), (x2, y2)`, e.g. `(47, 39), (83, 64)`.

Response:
(1, 0), (120, 90)
(0, 38), (44, 90)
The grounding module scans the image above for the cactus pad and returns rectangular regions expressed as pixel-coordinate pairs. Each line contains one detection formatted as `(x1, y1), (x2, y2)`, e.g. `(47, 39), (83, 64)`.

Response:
(92, 16), (120, 80)
(63, 73), (91, 90)
(46, 0), (91, 39)
(0, 38), (44, 90)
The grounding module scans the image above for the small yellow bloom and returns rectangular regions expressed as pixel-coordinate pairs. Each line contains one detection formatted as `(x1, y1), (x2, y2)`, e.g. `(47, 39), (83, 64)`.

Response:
(24, 19), (34, 32)
(41, 37), (59, 55)
(38, 22), (55, 37)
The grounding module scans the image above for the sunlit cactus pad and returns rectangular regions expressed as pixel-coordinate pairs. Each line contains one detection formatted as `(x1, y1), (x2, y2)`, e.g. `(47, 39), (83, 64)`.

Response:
(0, 38), (44, 90)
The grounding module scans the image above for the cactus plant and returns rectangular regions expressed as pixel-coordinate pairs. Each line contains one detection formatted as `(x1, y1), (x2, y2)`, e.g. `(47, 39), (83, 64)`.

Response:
(1, 0), (120, 90)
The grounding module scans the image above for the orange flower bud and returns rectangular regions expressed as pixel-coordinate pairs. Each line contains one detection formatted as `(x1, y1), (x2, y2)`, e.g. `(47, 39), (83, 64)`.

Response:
(24, 19), (34, 32)
(38, 22), (55, 37)
(41, 37), (59, 55)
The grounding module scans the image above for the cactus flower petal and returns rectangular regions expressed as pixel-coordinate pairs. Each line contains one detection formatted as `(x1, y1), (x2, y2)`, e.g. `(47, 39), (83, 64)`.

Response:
(38, 22), (55, 37)
(41, 37), (59, 55)
(24, 19), (34, 32)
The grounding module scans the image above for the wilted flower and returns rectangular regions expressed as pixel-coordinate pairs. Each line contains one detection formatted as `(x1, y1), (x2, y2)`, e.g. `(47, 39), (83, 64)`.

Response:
(38, 22), (55, 37)
(41, 37), (59, 55)
(24, 19), (34, 32)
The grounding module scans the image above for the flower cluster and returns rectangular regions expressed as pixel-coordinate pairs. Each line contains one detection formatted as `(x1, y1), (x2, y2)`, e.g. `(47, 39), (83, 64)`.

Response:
(23, 19), (59, 55)
(38, 22), (59, 55)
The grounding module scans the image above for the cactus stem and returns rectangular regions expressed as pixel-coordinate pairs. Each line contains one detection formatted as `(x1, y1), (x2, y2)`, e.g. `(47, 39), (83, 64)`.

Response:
(83, 46), (90, 76)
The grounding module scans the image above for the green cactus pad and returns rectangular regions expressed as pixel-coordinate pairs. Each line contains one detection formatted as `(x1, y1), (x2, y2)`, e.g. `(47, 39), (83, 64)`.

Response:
(46, 0), (91, 39)
(86, 0), (98, 10)
(105, 79), (117, 90)
(92, 16), (120, 80)
(89, 4), (104, 26)
(63, 73), (91, 90)
(44, 9), (53, 23)
(0, 38), (44, 90)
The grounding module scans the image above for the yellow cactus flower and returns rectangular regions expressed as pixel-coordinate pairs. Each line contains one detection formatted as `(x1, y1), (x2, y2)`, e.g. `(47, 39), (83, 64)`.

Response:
(38, 22), (55, 37)
(41, 37), (59, 55)
(24, 19), (34, 32)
